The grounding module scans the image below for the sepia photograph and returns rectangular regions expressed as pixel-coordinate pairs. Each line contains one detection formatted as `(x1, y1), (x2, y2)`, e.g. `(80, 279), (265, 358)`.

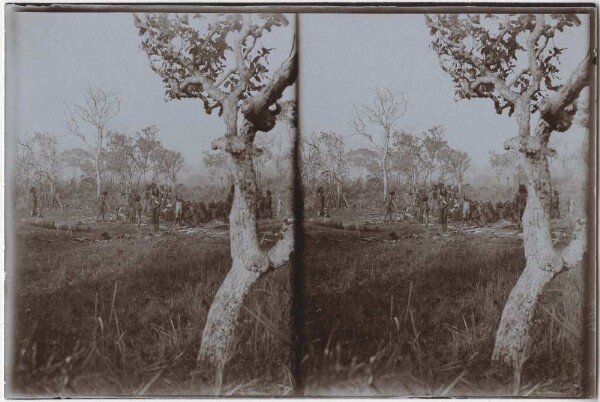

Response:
(6, 7), (298, 396)
(4, 3), (597, 398)
(298, 9), (595, 396)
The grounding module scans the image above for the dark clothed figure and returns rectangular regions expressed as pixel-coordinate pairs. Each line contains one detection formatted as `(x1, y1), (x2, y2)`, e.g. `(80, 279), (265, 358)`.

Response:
(417, 190), (429, 224)
(150, 187), (161, 234)
(438, 187), (449, 233)
(383, 191), (396, 222)
(514, 184), (528, 229)
(97, 191), (109, 222)
(317, 187), (326, 217)
(30, 187), (39, 217)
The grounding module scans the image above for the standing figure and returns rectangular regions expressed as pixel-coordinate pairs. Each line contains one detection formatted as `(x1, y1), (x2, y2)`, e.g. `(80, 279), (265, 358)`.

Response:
(438, 186), (449, 233)
(174, 194), (183, 226)
(317, 187), (326, 217)
(142, 185), (151, 215)
(29, 187), (39, 217)
(496, 201), (505, 220)
(127, 190), (137, 223)
(383, 191), (396, 222)
(447, 184), (455, 200)
(430, 184), (439, 220)
(150, 186), (161, 234)
(551, 190), (560, 219)
(97, 191), (109, 222)
(130, 188), (142, 226)
(461, 195), (471, 224)
(417, 188), (429, 224)
(514, 184), (528, 229)
(263, 190), (273, 219)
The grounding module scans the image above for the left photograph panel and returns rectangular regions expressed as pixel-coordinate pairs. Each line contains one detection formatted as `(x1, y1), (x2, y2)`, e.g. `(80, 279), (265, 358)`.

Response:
(5, 8), (298, 397)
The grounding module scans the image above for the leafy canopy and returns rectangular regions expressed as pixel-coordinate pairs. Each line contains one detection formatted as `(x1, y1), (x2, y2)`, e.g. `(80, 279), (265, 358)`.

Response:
(426, 14), (581, 116)
(135, 13), (290, 116)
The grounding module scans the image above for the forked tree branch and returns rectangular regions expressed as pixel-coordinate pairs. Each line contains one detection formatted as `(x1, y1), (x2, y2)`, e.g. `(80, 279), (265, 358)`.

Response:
(241, 36), (297, 123)
(538, 53), (591, 131)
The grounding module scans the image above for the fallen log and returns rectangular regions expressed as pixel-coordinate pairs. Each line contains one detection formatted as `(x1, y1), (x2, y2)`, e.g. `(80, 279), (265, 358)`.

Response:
(307, 217), (382, 232)
(23, 218), (91, 232)
(55, 221), (92, 232)
(22, 217), (55, 229)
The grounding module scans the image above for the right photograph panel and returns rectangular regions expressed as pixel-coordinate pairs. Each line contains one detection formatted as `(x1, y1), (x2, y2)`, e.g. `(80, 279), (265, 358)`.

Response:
(298, 10), (595, 397)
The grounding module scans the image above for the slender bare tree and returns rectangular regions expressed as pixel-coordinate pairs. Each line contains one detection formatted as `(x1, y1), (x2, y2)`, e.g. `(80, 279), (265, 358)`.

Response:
(67, 88), (121, 197)
(352, 88), (407, 200)
(427, 13), (591, 390)
(135, 13), (297, 374)
(17, 132), (64, 208)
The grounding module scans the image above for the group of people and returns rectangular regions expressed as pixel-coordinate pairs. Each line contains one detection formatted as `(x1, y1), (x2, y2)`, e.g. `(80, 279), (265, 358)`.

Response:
(110, 184), (274, 233)
(382, 183), (562, 234)
(383, 184), (460, 233)
(115, 184), (232, 233)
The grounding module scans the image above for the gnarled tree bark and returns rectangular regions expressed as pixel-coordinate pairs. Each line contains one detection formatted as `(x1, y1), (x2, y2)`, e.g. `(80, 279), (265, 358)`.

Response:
(196, 29), (297, 371)
(493, 54), (590, 390)
(198, 119), (295, 366)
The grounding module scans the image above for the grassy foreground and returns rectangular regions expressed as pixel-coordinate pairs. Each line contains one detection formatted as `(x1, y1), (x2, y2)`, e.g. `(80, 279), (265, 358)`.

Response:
(301, 218), (588, 396)
(9, 216), (293, 396)
(8, 209), (590, 397)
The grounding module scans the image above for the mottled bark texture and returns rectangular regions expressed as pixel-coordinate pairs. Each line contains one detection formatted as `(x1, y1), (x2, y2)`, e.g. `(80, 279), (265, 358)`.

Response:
(134, 13), (297, 372)
(493, 53), (590, 388)
(198, 25), (297, 366)
(199, 119), (295, 365)
(425, 13), (592, 391)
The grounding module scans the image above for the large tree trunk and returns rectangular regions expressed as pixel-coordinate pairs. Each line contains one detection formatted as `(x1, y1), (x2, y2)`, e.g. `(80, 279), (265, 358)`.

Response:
(493, 119), (586, 391)
(198, 177), (267, 365)
(492, 166), (559, 390)
(199, 117), (294, 373)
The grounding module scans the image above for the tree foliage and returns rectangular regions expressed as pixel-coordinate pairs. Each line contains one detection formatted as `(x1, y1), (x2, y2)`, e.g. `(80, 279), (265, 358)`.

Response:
(426, 14), (583, 117)
(17, 133), (64, 206)
(427, 13), (591, 381)
(489, 150), (524, 184)
(390, 126), (470, 189)
(347, 147), (381, 180)
(135, 13), (295, 132)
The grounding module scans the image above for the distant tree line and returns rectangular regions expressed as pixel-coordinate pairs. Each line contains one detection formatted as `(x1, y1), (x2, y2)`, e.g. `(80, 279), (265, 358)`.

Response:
(15, 89), (185, 210)
(302, 122), (472, 209)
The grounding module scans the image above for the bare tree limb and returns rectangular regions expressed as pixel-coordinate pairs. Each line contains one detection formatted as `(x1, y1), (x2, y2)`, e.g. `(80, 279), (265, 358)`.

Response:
(538, 53), (591, 131)
(241, 37), (297, 127)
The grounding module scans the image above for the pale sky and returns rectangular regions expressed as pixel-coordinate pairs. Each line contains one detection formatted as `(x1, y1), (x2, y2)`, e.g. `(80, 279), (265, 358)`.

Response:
(6, 10), (591, 181)
(6, 11), (295, 176)
(299, 13), (590, 170)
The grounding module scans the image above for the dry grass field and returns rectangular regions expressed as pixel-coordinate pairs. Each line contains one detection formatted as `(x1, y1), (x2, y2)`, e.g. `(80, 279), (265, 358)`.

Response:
(301, 209), (588, 397)
(8, 208), (293, 396)
(7, 207), (589, 397)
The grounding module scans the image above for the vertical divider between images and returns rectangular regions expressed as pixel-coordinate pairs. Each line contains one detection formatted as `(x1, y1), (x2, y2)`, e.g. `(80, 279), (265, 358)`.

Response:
(290, 12), (306, 396)
(582, 8), (598, 398)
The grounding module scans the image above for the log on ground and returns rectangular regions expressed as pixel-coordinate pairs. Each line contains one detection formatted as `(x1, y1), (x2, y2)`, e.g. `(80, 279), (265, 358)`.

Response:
(307, 217), (381, 231)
